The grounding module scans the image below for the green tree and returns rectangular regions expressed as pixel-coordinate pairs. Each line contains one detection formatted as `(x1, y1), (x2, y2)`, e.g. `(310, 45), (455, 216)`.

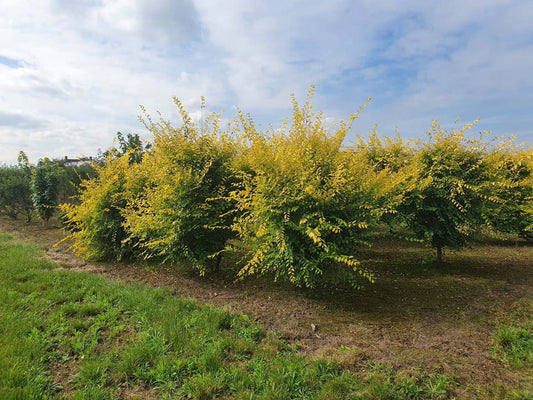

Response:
(57, 163), (97, 205)
(99, 132), (151, 165)
(17, 150), (30, 171)
(32, 158), (61, 223)
(0, 166), (33, 221)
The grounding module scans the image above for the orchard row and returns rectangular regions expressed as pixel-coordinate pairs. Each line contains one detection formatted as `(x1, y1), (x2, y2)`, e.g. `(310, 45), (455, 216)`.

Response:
(9, 89), (533, 288)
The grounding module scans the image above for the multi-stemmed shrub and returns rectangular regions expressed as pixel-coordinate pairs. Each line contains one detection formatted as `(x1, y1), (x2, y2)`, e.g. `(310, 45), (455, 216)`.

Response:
(228, 89), (404, 288)
(62, 99), (239, 273)
(60, 130), (154, 260)
(60, 154), (136, 260)
(61, 89), (533, 286)
(121, 99), (238, 273)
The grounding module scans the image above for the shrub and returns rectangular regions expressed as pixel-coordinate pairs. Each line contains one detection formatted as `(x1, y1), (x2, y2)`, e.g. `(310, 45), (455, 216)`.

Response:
(228, 88), (402, 288)
(60, 154), (136, 261)
(62, 88), (532, 287)
(121, 99), (238, 273)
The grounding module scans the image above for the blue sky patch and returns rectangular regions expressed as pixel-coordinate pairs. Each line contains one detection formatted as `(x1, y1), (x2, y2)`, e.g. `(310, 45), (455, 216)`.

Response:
(0, 55), (23, 69)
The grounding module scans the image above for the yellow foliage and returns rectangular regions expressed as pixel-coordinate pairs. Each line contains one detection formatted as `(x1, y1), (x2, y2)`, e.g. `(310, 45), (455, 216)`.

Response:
(62, 86), (532, 288)
(60, 154), (134, 260)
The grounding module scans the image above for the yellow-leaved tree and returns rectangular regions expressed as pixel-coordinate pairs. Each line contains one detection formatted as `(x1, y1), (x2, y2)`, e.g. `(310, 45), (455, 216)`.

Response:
(385, 121), (533, 260)
(228, 87), (405, 288)
(60, 154), (137, 261)
(482, 143), (533, 240)
(61, 88), (531, 286)
(121, 98), (239, 273)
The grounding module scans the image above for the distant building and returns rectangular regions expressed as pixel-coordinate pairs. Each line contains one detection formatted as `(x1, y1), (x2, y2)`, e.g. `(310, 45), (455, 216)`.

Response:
(60, 156), (93, 167)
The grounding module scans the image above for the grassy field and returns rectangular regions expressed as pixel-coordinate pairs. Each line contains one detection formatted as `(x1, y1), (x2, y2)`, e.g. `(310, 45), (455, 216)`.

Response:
(1, 217), (532, 399)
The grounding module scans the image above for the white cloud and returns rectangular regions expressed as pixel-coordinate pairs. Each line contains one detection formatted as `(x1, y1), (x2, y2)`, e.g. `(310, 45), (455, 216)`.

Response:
(0, 0), (532, 164)
(0, 110), (47, 130)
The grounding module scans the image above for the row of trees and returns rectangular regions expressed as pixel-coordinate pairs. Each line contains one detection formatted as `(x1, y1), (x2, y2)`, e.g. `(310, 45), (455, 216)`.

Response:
(0, 131), (149, 224)
(0, 152), (96, 223)
(58, 89), (532, 288)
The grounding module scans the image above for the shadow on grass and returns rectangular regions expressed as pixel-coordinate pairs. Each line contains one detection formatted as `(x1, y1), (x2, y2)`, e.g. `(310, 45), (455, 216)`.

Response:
(288, 238), (533, 323)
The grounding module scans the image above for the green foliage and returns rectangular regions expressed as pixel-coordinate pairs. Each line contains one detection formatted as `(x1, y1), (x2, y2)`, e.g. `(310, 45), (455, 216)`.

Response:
(99, 131), (151, 165)
(483, 146), (533, 240)
(57, 163), (97, 205)
(63, 101), (238, 270)
(32, 157), (61, 222)
(404, 122), (487, 257)
(493, 299), (533, 368)
(353, 364), (452, 400)
(494, 326), (533, 367)
(63, 88), (533, 285)
(1, 151), (97, 224)
(0, 161), (33, 221)
(385, 121), (532, 259)
(357, 130), (415, 173)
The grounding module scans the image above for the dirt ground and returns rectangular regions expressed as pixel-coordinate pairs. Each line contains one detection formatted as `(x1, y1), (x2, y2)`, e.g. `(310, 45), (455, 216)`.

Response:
(1, 216), (532, 398)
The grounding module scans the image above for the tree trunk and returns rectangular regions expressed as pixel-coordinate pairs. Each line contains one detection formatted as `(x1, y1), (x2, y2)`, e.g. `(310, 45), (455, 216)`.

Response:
(436, 245), (443, 262)
(208, 253), (222, 273)
(215, 252), (222, 272)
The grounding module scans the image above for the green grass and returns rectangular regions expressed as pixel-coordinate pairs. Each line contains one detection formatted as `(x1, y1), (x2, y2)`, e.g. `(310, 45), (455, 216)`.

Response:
(0, 233), (454, 399)
(493, 298), (533, 368)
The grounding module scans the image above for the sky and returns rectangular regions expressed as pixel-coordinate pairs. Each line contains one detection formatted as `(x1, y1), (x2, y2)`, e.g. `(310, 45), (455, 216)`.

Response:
(1, 0), (532, 165)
